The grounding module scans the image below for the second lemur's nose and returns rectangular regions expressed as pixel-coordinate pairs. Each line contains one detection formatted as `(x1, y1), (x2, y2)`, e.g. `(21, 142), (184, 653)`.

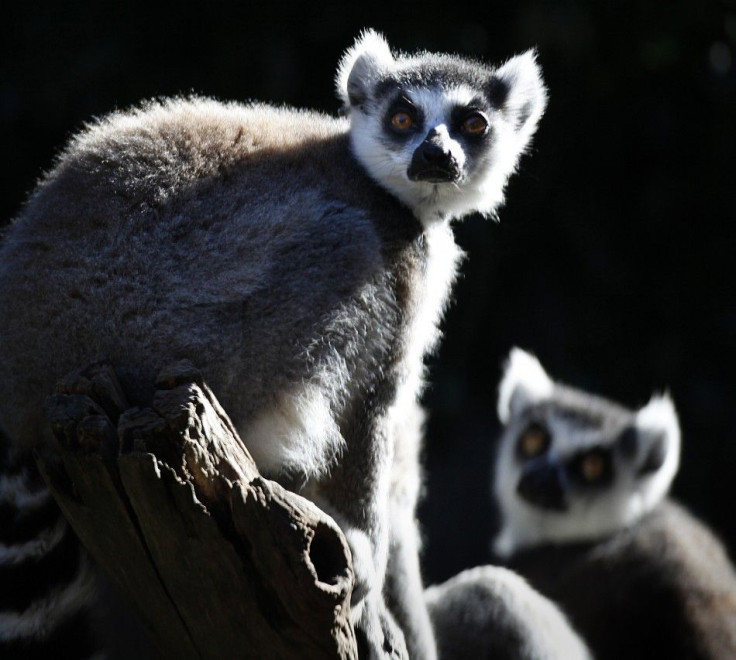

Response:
(517, 459), (569, 512)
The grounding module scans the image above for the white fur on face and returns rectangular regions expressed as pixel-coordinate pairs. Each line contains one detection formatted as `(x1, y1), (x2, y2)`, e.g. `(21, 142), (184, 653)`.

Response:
(348, 84), (512, 226)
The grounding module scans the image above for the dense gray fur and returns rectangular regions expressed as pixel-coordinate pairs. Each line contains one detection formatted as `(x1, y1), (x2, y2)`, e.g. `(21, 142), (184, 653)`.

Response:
(493, 348), (736, 659)
(426, 566), (591, 660)
(508, 502), (736, 659)
(0, 32), (546, 658)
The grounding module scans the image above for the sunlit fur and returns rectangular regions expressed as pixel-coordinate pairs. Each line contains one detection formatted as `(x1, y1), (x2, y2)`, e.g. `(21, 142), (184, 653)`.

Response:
(493, 348), (680, 557)
(0, 32), (547, 659)
(337, 30), (547, 226)
(497, 346), (555, 424)
(426, 566), (591, 660)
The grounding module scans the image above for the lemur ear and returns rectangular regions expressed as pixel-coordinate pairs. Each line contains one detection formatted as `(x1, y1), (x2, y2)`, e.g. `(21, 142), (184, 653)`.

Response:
(497, 347), (554, 424)
(634, 393), (681, 480)
(490, 49), (548, 145)
(336, 29), (394, 111)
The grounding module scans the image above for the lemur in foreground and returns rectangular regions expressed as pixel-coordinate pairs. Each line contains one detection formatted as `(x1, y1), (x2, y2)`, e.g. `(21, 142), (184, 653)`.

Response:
(492, 348), (736, 659)
(0, 32), (546, 658)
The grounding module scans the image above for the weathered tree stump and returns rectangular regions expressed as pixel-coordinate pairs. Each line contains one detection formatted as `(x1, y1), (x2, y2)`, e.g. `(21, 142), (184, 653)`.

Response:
(38, 361), (358, 660)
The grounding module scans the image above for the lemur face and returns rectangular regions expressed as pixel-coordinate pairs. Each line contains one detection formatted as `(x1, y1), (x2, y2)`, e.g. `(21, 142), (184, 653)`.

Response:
(493, 348), (681, 557)
(373, 78), (497, 190)
(336, 31), (547, 225)
(509, 403), (659, 514)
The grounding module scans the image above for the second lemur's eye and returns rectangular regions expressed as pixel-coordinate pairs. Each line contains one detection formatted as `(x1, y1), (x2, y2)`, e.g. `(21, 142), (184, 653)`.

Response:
(461, 113), (488, 136)
(518, 424), (550, 458)
(391, 111), (415, 131)
(579, 452), (606, 482)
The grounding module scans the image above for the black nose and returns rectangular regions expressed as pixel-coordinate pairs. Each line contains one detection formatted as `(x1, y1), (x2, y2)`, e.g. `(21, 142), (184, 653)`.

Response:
(517, 460), (569, 512)
(418, 141), (452, 167)
(407, 132), (459, 183)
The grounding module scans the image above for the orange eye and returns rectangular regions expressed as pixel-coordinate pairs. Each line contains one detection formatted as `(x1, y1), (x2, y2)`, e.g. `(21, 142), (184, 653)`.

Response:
(462, 114), (488, 135)
(519, 426), (549, 458)
(391, 111), (414, 131)
(580, 453), (605, 482)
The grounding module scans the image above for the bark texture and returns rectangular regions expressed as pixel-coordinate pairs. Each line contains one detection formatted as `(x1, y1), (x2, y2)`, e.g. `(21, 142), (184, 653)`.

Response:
(39, 361), (358, 660)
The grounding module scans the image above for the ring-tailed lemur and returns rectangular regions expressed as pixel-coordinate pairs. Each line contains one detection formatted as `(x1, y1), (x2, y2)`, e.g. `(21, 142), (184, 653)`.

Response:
(491, 348), (736, 659)
(426, 566), (591, 660)
(0, 32), (547, 658)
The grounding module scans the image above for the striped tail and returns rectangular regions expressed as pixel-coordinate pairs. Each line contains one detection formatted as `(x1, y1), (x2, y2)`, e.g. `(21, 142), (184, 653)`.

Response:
(0, 442), (101, 659)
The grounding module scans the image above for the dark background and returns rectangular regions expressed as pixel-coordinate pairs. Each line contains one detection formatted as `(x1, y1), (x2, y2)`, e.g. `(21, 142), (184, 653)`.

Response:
(2, 2), (735, 586)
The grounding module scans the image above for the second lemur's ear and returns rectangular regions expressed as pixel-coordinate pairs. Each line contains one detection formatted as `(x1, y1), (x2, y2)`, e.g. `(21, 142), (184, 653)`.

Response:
(336, 29), (394, 111)
(633, 393), (681, 481)
(497, 348), (554, 424)
(490, 50), (548, 146)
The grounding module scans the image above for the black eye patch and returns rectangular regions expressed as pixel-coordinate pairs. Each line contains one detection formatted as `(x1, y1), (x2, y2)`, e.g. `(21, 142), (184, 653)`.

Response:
(516, 422), (551, 461)
(567, 448), (614, 488)
(384, 94), (424, 137)
(450, 103), (491, 139)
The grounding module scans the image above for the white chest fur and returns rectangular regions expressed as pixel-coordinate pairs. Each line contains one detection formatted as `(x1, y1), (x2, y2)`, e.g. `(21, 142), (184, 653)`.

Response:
(402, 220), (463, 402)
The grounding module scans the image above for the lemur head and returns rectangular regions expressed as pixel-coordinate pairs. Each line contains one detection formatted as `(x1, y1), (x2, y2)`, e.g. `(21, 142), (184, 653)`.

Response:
(336, 30), (547, 226)
(492, 348), (681, 558)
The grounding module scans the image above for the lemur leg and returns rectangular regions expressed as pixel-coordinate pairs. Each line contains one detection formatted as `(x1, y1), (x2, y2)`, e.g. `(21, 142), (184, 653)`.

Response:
(306, 422), (409, 660)
(342, 528), (408, 660)
(384, 513), (436, 660)
(383, 401), (437, 660)
(307, 506), (408, 660)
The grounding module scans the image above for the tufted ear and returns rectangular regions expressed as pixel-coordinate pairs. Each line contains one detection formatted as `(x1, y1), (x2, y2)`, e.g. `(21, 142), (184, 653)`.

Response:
(335, 29), (394, 111)
(634, 393), (681, 480)
(490, 49), (547, 146)
(497, 348), (554, 424)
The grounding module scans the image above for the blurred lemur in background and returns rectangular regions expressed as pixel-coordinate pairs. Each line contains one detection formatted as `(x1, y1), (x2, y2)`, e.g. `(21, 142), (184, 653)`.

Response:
(426, 565), (591, 660)
(491, 347), (736, 659)
(0, 32), (546, 658)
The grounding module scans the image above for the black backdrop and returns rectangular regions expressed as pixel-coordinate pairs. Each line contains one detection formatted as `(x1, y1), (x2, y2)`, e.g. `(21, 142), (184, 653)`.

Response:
(3, 2), (735, 585)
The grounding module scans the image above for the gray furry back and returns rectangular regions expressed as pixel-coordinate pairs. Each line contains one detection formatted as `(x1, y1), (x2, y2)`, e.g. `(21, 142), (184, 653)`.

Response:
(0, 97), (415, 478)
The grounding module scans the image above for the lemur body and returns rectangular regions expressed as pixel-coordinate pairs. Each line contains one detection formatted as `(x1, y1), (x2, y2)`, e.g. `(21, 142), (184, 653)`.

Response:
(492, 348), (736, 659)
(0, 33), (546, 658)
(426, 566), (591, 660)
